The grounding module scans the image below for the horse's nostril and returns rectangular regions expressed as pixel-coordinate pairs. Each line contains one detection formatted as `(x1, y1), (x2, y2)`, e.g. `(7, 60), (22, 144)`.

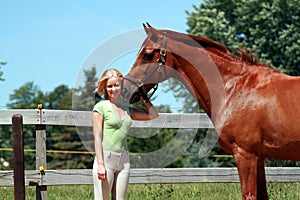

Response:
(121, 89), (131, 103)
(122, 88), (128, 97)
(130, 92), (141, 104)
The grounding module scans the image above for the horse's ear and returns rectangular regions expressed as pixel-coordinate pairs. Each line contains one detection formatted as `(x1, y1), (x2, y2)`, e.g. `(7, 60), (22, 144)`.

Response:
(143, 22), (159, 37)
(143, 22), (152, 35)
(146, 22), (152, 28)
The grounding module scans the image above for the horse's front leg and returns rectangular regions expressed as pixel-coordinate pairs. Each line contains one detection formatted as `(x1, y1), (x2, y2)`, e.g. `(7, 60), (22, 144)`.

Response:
(233, 145), (259, 200)
(257, 158), (268, 200)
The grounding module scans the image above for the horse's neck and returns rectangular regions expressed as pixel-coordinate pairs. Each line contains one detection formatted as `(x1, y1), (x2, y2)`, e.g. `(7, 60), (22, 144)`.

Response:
(173, 48), (245, 119)
(174, 67), (212, 115)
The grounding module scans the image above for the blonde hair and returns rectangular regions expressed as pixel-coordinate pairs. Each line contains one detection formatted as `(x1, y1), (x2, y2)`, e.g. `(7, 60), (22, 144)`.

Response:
(96, 68), (123, 99)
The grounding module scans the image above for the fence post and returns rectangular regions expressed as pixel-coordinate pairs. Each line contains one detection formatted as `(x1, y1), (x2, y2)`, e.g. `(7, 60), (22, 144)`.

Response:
(12, 114), (25, 200)
(36, 124), (47, 200)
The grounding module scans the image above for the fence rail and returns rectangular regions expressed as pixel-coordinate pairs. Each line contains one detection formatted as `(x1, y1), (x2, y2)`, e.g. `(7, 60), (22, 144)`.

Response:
(0, 109), (300, 199)
(0, 167), (300, 187)
(0, 109), (214, 128)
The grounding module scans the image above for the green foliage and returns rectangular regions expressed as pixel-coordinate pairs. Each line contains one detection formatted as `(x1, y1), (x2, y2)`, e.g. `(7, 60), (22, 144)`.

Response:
(127, 105), (186, 168)
(128, 127), (185, 168)
(2, 82), (46, 168)
(186, 0), (300, 74)
(72, 67), (101, 111)
(184, 130), (236, 168)
(46, 125), (94, 169)
(45, 85), (73, 110)
(1, 80), (94, 169)
(7, 82), (44, 109)
(165, 78), (200, 113)
(0, 61), (7, 81)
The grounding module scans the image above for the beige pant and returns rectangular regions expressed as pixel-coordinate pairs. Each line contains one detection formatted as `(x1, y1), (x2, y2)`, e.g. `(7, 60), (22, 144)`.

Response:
(93, 151), (130, 200)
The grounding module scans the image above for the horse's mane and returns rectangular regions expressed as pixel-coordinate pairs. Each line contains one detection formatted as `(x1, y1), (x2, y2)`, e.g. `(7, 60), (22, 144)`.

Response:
(189, 35), (229, 53)
(164, 30), (265, 66)
(237, 48), (266, 66)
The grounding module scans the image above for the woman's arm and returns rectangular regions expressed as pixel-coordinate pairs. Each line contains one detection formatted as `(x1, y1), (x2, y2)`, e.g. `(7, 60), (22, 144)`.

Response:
(92, 111), (107, 181)
(130, 98), (159, 120)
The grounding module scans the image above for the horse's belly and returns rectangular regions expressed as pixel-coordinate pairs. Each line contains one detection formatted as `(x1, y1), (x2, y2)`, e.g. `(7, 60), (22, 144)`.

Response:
(264, 140), (300, 161)
(215, 89), (300, 161)
(215, 113), (300, 161)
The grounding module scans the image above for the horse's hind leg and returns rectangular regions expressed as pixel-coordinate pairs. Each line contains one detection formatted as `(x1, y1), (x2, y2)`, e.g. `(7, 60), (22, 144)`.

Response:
(233, 145), (259, 200)
(257, 158), (268, 200)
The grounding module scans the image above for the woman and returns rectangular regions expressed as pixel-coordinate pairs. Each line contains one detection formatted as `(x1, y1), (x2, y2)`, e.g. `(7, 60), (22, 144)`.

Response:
(92, 68), (158, 200)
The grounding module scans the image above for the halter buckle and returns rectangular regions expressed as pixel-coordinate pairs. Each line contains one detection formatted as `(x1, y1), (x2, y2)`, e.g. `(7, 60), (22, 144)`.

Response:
(160, 48), (166, 56)
(136, 79), (144, 87)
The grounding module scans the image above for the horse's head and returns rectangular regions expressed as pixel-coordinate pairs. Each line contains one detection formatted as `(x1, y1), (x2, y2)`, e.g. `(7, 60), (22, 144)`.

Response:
(121, 23), (174, 104)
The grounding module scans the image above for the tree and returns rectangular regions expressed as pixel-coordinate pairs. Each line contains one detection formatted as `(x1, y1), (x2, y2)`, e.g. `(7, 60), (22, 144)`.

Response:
(186, 0), (300, 74)
(3, 82), (44, 168)
(127, 105), (186, 168)
(0, 61), (7, 81)
(174, 0), (300, 167)
(72, 67), (101, 111)
(44, 84), (94, 169)
(71, 67), (100, 167)
(0, 61), (8, 168)
(2, 82), (94, 169)
(45, 85), (73, 110)
(7, 82), (44, 109)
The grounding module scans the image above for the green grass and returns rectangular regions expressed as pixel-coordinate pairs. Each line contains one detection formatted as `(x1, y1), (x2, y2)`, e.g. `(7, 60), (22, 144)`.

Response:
(0, 183), (299, 200)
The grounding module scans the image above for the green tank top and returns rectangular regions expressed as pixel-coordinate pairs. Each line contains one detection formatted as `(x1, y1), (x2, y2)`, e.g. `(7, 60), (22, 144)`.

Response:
(93, 100), (132, 152)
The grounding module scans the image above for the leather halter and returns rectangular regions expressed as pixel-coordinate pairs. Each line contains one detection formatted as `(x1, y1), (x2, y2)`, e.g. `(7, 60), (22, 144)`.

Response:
(123, 32), (167, 103)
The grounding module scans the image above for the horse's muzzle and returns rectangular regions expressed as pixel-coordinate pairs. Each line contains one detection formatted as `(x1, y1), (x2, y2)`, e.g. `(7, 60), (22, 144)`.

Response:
(121, 87), (141, 104)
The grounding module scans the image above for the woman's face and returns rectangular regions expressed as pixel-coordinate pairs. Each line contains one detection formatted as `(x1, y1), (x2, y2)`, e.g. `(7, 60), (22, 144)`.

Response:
(106, 76), (121, 101)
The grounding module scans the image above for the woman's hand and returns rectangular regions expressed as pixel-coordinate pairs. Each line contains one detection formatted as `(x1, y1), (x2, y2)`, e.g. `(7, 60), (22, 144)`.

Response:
(130, 96), (159, 120)
(97, 163), (107, 182)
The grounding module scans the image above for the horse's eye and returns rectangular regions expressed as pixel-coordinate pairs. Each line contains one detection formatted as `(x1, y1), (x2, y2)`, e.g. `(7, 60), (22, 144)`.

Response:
(143, 53), (154, 60)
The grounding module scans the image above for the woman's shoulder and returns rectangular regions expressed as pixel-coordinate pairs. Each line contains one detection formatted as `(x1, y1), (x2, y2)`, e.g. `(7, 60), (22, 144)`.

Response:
(95, 100), (109, 106)
(93, 100), (111, 112)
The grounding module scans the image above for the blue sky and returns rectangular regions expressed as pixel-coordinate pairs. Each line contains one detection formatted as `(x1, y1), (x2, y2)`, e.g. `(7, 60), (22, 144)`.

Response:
(0, 1), (202, 110)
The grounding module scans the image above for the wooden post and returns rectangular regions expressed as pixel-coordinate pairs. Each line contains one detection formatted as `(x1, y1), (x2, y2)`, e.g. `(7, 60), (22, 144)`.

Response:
(36, 124), (47, 200)
(12, 114), (25, 200)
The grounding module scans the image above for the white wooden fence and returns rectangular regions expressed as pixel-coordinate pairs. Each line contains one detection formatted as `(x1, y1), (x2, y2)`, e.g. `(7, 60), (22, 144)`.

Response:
(0, 109), (300, 199)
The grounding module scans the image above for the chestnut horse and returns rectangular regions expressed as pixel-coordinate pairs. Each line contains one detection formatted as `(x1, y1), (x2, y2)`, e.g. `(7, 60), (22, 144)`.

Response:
(121, 23), (300, 200)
